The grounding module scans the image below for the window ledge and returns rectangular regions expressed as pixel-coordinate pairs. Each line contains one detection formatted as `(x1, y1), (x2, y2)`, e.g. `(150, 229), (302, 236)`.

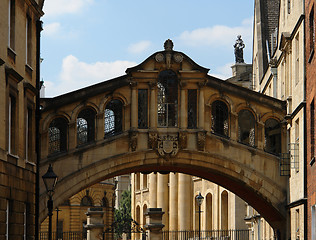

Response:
(7, 47), (16, 63)
(25, 64), (33, 78)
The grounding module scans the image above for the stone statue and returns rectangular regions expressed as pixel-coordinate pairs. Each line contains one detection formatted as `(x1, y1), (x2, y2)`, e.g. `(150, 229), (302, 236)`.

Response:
(234, 35), (245, 63)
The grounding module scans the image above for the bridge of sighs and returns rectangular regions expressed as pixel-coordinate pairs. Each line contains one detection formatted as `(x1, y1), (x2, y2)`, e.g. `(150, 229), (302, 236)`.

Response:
(39, 40), (288, 236)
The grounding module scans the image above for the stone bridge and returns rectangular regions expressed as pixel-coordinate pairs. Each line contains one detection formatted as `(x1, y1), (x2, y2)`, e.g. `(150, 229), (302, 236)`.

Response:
(39, 41), (288, 236)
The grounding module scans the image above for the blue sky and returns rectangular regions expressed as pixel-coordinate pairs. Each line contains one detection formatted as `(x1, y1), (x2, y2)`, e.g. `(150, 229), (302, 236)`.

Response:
(41, 0), (254, 97)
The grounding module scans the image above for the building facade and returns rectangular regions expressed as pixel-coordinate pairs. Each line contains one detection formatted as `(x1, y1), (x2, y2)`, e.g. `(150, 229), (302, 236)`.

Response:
(306, 0), (316, 239)
(253, 0), (306, 239)
(0, 0), (44, 239)
(40, 181), (115, 239)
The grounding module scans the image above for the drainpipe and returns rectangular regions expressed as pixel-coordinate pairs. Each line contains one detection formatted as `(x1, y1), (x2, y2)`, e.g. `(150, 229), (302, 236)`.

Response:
(35, 19), (43, 240)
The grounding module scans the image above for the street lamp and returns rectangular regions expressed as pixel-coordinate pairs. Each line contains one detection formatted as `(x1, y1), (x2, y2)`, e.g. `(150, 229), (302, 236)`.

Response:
(42, 164), (58, 240)
(196, 192), (204, 240)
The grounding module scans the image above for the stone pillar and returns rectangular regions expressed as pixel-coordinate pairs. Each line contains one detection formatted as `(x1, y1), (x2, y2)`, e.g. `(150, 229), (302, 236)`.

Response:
(144, 208), (165, 240)
(131, 82), (138, 129)
(68, 121), (76, 150)
(178, 173), (191, 230)
(96, 112), (104, 141)
(169, 173), (178, 230)
(149, 173), (157, 208)
(85, 208), (105, 240)
(198, 85), (205, 129)
(149, 82), (157, 129)
(157, 173), (169, 230)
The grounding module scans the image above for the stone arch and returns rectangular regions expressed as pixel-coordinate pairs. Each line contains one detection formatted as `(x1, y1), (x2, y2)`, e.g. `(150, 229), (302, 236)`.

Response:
(70, 101), (99, 122)
(41, 111), (71, 132)
(207, 93), (233, 112)
(99, 92), (129, 112)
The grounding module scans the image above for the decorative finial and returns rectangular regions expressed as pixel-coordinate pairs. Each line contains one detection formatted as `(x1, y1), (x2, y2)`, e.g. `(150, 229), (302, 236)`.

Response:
(233, 35), (245, 63)
(164, 39), (174, 51)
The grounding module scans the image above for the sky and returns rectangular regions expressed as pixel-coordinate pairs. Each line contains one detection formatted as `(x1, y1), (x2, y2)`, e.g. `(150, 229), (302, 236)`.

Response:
(41, 0), (254, 97)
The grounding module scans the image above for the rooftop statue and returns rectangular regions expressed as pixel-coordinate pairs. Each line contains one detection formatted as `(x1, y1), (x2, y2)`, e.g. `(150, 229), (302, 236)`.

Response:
(234, 35), (245, 63)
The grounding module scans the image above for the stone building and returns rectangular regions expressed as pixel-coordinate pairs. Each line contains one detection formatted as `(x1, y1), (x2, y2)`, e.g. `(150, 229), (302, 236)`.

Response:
(306, 0), (316, 239)
(253, 0), (306, 239)
(0, 0), (44, 239)
(40, 181), (115, 239)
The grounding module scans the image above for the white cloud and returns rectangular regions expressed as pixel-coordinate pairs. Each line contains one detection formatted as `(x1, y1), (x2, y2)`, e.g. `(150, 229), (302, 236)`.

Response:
(43, 22), (61, 36)
(45, 55), (137, 97)
(178, 18), (253, 48)
(212, 63), (234, 80)
(43, 0), (93, 17)
(128, 41), (152, 54)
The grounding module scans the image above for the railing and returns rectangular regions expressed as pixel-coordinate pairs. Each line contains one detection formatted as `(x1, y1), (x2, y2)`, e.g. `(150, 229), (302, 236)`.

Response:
(39, 232), (84, 240)
(162, 230), (250, 240)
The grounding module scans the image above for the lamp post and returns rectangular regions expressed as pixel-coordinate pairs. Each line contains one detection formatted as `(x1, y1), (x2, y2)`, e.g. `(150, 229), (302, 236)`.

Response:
(196, 193), (204, 240)
(42, 164), (58, 240)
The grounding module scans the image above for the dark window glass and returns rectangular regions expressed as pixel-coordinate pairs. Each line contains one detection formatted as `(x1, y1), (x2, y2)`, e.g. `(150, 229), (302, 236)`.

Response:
(238, 109), (255, 146)
(102, 197), (109, 207)
(265, 119), (281, 155)
(104, 99), (123, 136)
(80, 196), (93, 206)
(77, 108), (95, 145)
(49, 117), (68, 154)
(138, 89), (148, 129)
(211, 100), (229, 136)
(158, 70), (178, 127)
(188, 89), (197, 129)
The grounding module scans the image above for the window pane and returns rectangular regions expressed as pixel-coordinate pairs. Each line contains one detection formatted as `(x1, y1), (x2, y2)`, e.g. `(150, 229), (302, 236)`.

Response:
(238, 109), (255, 146)
(188, 89), (197, 129)
(211, 100), (229, 136)
(138, 89), (148, 129)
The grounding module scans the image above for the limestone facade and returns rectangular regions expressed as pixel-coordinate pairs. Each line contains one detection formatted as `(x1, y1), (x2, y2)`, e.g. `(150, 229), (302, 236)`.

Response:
(252, 0), (306, 239)
(40, 181), (115, 239)
(0, 0), (44, 239)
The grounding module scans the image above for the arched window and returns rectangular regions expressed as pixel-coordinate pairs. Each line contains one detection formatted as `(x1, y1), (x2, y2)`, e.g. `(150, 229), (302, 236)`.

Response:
(265, 118), (281, 155)
(211, 100), (229, 136)
(77, 108), (96, 145)
(158, 70), (178, 127)
(102, 197), (109, 207)
(48, 117), (68, 154)
(80, 195), (93, 206)
(142, 204), (147, 227)
(205, 193), (213, 230)
(104, 99), (123, 136)
(221, 191), (228, 230)
(238, 109), (255, 146)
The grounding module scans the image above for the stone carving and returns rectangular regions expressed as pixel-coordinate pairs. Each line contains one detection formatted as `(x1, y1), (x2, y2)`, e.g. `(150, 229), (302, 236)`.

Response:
(164, 39), (174, 51)
(178, 131), (187, 149)
(173, 53), (183, 63)
(129, 130), (138, 152)
(148, 132), (158, 149)
(234, 35), (245, 63)
(197, 131), (207, 151)
(157, 135), (179, 158)
(155, 53), (164, 62)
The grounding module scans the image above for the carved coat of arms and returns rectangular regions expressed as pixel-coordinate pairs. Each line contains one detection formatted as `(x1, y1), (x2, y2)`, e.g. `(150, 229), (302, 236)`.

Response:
(157, 135), (179, 158)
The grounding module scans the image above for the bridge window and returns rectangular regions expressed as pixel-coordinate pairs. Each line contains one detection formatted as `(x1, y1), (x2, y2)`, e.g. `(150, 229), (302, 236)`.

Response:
(265, 118), (281, 155)
(138, 89), (148, 129)
(77, 108), (96, 145)
(221, 191), (228, 230)
(238, 109), (255, 146)
(81, 195), (93, 206)
(206, 193), (213, 230)
(188, 89), (197, 129)
(104, 99), (123, 136)
(102, 197), (109, 207)
(158, 70), (178, 127)
(211, 100), (229, 136)
(48, 117), (68, 154)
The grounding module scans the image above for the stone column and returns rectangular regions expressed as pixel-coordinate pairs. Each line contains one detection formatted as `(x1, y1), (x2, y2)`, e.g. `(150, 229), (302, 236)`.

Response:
(144, 208), (165, 240)
(169, 173), (178, 231)
(96, 112), (104, 141)
(157, 173), (169, 230)
(131, 82), (138, 129)
(68, 121), (76, 150)
(85, 207), (105, 240)
(149, 82), (157, 129)
(198, 84), (205, 129)
(149, 173), (157, 208)
(178, 173), (191, 230)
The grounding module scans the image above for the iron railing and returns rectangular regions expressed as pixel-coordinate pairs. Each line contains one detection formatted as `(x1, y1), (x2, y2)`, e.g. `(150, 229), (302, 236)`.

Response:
(162, 230), (250, 240)
(39, 232), (84, 240)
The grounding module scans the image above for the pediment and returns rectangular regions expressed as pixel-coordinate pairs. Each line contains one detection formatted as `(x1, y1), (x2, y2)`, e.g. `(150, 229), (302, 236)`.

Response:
(126, 39), (209, 75)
